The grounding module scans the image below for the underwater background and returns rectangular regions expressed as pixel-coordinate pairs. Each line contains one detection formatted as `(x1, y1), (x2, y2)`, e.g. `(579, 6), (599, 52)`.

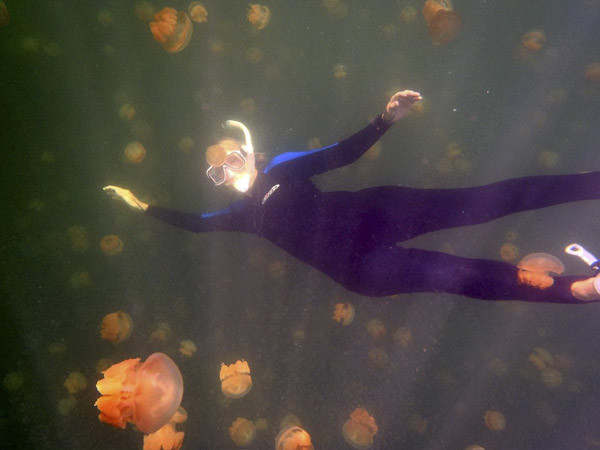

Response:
(2, 0), (600, 448)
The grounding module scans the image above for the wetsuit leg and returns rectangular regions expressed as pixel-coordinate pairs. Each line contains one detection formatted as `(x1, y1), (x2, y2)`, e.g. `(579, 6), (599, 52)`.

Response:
(353, 171), (600, 242)
(354, 245), (591, 303)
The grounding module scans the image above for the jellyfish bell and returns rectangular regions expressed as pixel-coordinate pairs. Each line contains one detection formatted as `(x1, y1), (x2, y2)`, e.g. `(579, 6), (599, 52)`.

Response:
(188, 2), (208, 23)
(220, 360), (252, 398)
(516, 253), (564, 290)
(149, 7), (193, 53)
(247, 4), (270, 30)
(427, 9), (462, 44)
(100, 234), (123, 256)
(229, 417), (257, 447)
(95, 352), (184, 434)
(483, 410), (505, 431)
(64, 372), (87, 394)
(521, 29), (546, 52)
(342, 408), (378, 449)
(143, 407), (187, 450)
(275, 426), (314, 450)
(124, 141), (146, 164)
(333, 302), (355, 326)
(100, 311), (134, 343)
(178, 340), (197, 357)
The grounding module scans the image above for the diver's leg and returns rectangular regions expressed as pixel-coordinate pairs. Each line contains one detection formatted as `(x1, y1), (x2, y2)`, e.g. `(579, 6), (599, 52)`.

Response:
(356, 171), (600, 240)
(353, 245), (594, 304)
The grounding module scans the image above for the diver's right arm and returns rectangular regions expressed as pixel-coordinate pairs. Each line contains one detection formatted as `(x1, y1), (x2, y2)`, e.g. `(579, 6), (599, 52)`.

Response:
(103, 185), (148, 211)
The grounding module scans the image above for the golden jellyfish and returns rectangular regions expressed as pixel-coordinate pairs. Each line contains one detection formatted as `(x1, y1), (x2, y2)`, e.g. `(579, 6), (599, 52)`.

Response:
(366, 319), (386, 339)
(178, 340), (197, 357)
(393, 326), (412, 347)
(584, 62), (600, 82)
(124, 141), (146, 164)
(308, 137), (322, 149)
(143, 407), (187, 450)
(483, 410), (505, 431)
(333, 63), (348, 80)
(118, 103), (136, 121)
(150, 7), (192, 53)
(0, 2), (9, 27)
(229, 417), (257, 447)
(100, 234), (123, 256)
(521, 29), (546, 52)
(245, 47), (263, 64)
(540, 367), (563, 388)
(538, 150), (559, 169)
(275, 426), (314, 450)
(188, 2), (208, 23)
(68, 225), (90, 252)
(57, 396), (77, 416)
(64, 372), (87, 394)
(422, 0), (461, 45)
(247, 4), (270, 30)
(527, 347), (553, 371)
(149, 322), (172, 344)
(100, 311), (134, 343)
(333, 302), (355, 326)
(499, 242), (519, 262)
(220, 360), (252, 398)
(342, 408), (378, 449)
(95, 352), (184, 434)
(516, 253), (564, 290)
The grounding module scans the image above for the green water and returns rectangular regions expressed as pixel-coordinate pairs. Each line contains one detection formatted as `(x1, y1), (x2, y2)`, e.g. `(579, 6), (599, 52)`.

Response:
(2, 0), (600, 448)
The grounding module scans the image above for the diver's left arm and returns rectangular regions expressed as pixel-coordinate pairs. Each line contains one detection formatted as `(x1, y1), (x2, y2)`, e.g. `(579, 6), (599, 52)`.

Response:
(265, 90), (422, 179)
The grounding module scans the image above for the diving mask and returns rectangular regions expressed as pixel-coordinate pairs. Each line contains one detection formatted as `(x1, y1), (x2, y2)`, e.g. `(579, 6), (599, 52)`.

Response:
(206, 120), (256, 193)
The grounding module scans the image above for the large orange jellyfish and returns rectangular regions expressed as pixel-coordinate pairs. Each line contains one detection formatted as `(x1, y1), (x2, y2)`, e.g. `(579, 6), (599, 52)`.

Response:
(516, 253), (564, 290)
(247, 4), (270, 30)
(229, 417), (257, 447)
(149, 7), (193, 53)
(333, 302), (355, 326)
(95, 352), (184, 434)
(275, 426), (314, 450)
(100, 234), (123, 256)
(422, 0), (461, 44)
(220, 360), (252, 398)
(342, 408), (378, 449)
(143, 407), (187, 450)
(100, 311), (134, 343)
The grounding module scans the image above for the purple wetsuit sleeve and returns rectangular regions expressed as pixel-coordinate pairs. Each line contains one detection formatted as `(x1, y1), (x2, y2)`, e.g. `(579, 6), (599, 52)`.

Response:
(264, 115), (391, 179)
(145, 202), (250, 233)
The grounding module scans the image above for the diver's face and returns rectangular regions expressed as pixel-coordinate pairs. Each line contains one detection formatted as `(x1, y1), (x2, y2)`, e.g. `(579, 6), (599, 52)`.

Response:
(206, 150), (246, 186)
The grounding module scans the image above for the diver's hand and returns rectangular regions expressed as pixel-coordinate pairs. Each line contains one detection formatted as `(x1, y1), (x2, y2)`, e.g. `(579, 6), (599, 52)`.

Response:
(570, 274), (600, 301)
(383, 90), (423, 124)
(103, 185), (148, 211)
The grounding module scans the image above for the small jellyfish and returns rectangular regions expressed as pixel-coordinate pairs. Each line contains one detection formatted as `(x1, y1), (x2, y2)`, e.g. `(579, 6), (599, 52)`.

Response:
(342, 408), (378, 449)
(143, 407), (187, 450)
(188, 2), (208, 23)
(584, 62), (600, 82)
(0, 2), (9, 27)
(366, 319), (386, 339)
(499, 243), (519, 262)
(333, 63), (348, 80)
(220, 360), (252, 399)
(118, 103), (136, 121)
(465, 446), (485, 450)
(95, 353), (184, 434)
(528, 347), (553, 370)
(3, 371), (25, 391)
(245, 47), (263, 64)
(68, 225), (90, 252)
(307, 137), (322, 149)
(483, 410), (505, 431)
(247, 4), (270, 30)
(540, 367), (562, 388)
(516, 253), (564, 290)
(275, 426), (313, 450)
(100, 234), (123, 256)
(178, 340), (197, 357)
(57, 396), (77, 416)
(422, 0), (461, 44)
(521, 29), (546, 52)
(149, 7), (193, 53)
(64, 372), (87, 394)
(100, 311), (134, 344)
(333, 302), (355, 326)
(124, 141), (146, 164)
(393, 326), (412, 347)
(538, 150), (559, 169)
(148, 322), (172, 344)
(229, 417), (257, 447)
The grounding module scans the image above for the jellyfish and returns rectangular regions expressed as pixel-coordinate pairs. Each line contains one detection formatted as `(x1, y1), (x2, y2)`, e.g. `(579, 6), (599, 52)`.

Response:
(220, 360), (252, 398)
(100, 234), (123, 256)
(483, 410), (505, 431)
(540, 367), (562, 388)
(57, 396), (77, 416)
(516, 253), (564, 290)
(188, 2), (208, 23)
(400, 5), (417, 23)
(95, 352), (184, 434)
(333, 302), (355, 326)
(527, 347), (553, 370)
(538, 150), (559, 169)
(393, 326), (412, 347)
(143, 407), (187, 450)
(366, 319), (386, 339)
(422, 0), (461, 44)
(148, 322), (172, 344)
(70, 270), (91, 288)
(245, 47), (263, 64)
(68, 225), (90, 252)
(149, 7), (193, 53)
(275, 426), (313, 450)
(3, 371), (25, 391)
(342, 408), (378, 449)
(333, 63), (348, 80)
(118, 103), (136, 121)
(521, 29), (546, 52)
(64, 372), (87, 394)
(178, 340), (197, 357)
(100, 311), (134, 343)
(499, 243), (519, 262)
(0, 2), (9, 27)
(124, 141), (146, 164)
(247, 4), (270, 30)
(584, 62), (600, 82)
(229, 417), (257, 447)
(465, 446), (485, 450)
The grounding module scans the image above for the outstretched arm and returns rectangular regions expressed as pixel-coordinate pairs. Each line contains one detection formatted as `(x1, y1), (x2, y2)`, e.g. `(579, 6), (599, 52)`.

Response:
(265, 90), (422, 179)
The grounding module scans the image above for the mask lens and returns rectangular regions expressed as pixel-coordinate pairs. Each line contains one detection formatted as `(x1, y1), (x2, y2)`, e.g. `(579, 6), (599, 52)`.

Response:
(224, 151), (245, 170)
(206, 166), (226, 185)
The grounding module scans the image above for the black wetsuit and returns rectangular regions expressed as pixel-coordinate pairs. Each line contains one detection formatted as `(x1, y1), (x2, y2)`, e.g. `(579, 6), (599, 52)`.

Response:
(147, 115), (599, 304)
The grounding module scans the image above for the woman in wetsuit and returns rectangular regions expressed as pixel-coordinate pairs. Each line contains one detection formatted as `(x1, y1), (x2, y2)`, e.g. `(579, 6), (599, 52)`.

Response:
(104, 90), (600, 304)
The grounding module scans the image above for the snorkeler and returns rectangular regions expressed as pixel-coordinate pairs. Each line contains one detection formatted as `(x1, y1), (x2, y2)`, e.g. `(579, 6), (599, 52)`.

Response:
(104, 90), (600, 304)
